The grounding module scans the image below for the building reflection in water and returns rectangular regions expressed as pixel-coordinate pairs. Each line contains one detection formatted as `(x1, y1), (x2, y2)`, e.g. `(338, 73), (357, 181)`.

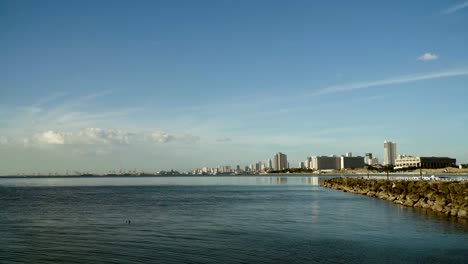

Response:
(269, 176), (319, 186)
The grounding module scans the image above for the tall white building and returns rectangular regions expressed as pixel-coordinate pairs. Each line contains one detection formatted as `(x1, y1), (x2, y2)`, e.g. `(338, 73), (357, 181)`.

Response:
(274, 152), (288, 170)
(384, 141), (397, 166)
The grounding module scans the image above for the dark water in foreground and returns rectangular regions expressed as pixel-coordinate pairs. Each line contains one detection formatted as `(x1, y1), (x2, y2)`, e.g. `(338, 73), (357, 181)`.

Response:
(1, 176), (467, 264)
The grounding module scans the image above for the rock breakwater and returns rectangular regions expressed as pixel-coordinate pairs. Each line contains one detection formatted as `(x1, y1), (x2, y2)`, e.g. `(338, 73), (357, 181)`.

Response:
(321, 178), (468, 219)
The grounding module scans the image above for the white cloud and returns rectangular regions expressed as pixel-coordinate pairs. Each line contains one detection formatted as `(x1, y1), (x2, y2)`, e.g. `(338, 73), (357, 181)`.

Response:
(2, 127), (201, 149)
(146, 131), (199, 144)
(75, 128), (132, 145)
(39, 131), (65, 145)
(25, 128), (133, 146)
(442, 1), (468, 15)
(148, 131), (175, 143)
(418, 53), (438, 61)
(216, 137), (232, 142)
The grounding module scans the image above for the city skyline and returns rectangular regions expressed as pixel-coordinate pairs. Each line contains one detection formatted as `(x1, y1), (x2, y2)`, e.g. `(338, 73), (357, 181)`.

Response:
(1, 1), (468, 174)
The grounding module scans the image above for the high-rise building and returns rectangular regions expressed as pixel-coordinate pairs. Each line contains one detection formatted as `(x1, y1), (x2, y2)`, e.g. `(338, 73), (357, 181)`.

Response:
(364, 153), (373, 165)
(384, 141), (397, 166)
(273, 152), (288, 170)
(345, 152), (352, 157)
(305, 157), (312, 169)
(267, 159), (272, 170)
(299, 162), (305, 169)
(255, 161), (263, 172)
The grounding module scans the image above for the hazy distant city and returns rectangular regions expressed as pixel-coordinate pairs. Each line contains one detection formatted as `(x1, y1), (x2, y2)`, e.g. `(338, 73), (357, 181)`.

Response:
(8, 140), (462, 177)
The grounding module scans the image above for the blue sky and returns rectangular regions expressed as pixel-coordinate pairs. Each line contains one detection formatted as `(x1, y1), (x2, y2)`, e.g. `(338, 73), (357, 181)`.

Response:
(1, 0), (468, 174)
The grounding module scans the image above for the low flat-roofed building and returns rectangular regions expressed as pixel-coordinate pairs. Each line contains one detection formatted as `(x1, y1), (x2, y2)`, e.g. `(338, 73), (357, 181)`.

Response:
(395, 155), (420, 168)
(312, 156), (341, 170)
(395, 155), (456, 169)
(420, 157), (456, 168)
(311, 156), (365, 170)
(340, 156), (365, 169)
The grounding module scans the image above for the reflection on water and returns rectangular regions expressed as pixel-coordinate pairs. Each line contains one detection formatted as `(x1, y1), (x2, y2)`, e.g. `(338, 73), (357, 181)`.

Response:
(0, 175), (321, 187)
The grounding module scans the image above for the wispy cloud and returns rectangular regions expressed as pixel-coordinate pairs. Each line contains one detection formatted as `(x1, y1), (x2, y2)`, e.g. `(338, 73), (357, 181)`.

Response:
(216, 137), (232, 142)
(418, 53), (438, 61)
(442, 1), (468, 15)
(307, 69), (468, 96)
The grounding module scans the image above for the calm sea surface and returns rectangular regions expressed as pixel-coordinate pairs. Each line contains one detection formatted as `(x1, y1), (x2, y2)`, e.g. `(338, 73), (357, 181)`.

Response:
(1, 176), (467, 264)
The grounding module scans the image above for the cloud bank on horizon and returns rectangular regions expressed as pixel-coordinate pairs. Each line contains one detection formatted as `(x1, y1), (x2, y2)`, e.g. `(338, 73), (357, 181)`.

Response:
(1, 1), (467, 174)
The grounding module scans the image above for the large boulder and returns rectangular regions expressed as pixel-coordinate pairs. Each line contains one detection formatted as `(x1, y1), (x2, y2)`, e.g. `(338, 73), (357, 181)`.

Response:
(432, 203), (444, 212)
(407, 193), (420, 202)
(457, 209), (467, 219)
(414, 198), (426, 208)
(438, 183), (450, 194)
(404, 199), (415, 207)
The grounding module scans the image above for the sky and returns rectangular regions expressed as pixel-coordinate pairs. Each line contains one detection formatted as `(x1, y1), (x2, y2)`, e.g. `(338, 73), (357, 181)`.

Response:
(1, 0), (468, 174)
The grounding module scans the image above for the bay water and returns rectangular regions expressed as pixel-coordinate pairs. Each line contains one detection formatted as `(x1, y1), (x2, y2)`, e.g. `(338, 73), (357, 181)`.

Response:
(1, 176), (467, 263)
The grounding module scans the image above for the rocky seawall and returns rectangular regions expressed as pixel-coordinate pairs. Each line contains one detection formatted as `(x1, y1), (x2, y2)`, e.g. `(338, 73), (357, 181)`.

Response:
(321, 178), (468, 219)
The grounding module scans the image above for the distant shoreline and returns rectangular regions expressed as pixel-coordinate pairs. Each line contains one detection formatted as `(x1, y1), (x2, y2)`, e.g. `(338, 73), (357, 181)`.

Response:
(1, 172), (468, 178)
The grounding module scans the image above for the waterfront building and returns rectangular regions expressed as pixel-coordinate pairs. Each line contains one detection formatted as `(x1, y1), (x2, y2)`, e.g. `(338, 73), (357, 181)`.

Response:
(267, 159), (272, 170)
(364, 153), (373, 165)
(255, 161), (263, 172)
(311, 155), (365, 170)
(304, 157), (312, 169)
(312, 156), (341, 170)
(273, 152), (288, 170)
(345, 152), (352, 157)
(420, 157), (456, 168)
(299, 162), (305, 169)
(395, 155), (420, 168)
(384, 141), (397, 166)
(395, 155), (456, 169)
(340, 156), (365, 169)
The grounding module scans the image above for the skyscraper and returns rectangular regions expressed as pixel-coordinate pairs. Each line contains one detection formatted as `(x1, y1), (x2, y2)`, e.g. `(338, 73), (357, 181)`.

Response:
(273, 152), (288, 170)
(384, 141), (397, 166)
